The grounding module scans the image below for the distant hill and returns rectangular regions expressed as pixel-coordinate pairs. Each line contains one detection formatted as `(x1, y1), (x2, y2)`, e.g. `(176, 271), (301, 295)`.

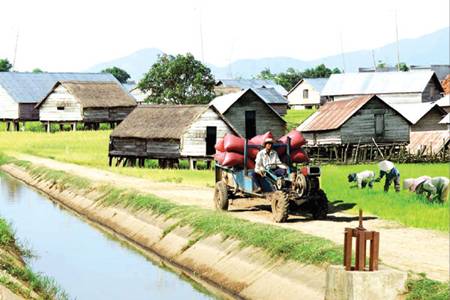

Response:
(87, 27), (449, 80)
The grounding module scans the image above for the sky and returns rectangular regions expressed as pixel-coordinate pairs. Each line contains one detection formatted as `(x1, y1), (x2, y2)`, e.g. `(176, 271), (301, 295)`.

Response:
(0, 0), (448, 72)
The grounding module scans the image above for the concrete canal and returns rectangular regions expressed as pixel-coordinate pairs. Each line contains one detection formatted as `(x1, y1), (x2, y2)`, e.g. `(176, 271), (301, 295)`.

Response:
(0, 172), (214, 300)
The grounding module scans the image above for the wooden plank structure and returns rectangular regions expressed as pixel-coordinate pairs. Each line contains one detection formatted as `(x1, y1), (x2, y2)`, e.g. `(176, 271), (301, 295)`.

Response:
(109, 105), (240, 169)
(36, 81), (137, 131)
(344, 210), (379, 272)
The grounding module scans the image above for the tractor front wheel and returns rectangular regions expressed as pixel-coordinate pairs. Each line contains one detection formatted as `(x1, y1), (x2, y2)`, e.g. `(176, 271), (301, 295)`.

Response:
(269, 191), (289, 223)
(214, 181), (229, 211)
(311, 189), (329, 220)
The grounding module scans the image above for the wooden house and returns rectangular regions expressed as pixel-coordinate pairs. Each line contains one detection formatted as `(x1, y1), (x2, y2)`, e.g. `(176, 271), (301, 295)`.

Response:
(392, 103), (448, 155)
(210, 88), (286, 139)
(299, 95), (410, 144)
(109, 105), (239, 168)
(253, 88), (288, 116)
(435, 95), (450, 113)
(36, 81), (136, 131)
(215, 79), (288, 96)
(287, 78), (328, 110)
(321, 71), (444, 104)
(0, 72), (119, 130)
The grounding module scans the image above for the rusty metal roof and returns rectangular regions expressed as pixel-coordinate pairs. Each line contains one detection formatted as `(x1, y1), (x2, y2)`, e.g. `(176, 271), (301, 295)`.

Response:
(299, 95), (375, 132)
(408, 130), (449, 154)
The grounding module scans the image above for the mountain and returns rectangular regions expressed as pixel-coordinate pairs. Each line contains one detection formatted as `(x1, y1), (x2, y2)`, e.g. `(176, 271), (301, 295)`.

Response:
(87, 27), (449, 80)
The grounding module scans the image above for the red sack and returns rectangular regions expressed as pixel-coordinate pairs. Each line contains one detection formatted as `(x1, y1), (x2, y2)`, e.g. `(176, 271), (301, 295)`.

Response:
(279, 130), (306, 149)
(275, 144), (286, 156)
(214, 151), (226, 164)
(291, 149), (309, 163)
(215, 138), (225, 152)
(249, 131), (273, 146)
(224, 134), (245, 153)
(247, 146), (260, 160)
(222, 152), (244, 167)
(247, 159), (255, 170)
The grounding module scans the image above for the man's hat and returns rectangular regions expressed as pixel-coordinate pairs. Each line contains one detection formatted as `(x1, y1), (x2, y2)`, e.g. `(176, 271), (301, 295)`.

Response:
(263, 138), (274, 146)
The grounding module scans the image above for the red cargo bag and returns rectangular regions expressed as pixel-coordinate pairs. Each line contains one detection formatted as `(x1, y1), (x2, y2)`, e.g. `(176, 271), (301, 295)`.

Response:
(279, 130), (306, 149)
(290, 148), (309, 163)
(214, 151), (226, 165)
(224, 134), (245, 153)
(215, 138), (225, 152)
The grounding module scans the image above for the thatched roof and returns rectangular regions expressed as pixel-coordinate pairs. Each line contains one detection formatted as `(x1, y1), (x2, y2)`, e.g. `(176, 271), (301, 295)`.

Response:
(111, 105), (238, 139)
(37, 81), (136, 108)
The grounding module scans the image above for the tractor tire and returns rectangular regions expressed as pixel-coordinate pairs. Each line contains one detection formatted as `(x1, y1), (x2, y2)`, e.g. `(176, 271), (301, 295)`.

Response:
(269, 191), (289, 223)
(214, 181), (229, 211)
(311, 189), (329, 220)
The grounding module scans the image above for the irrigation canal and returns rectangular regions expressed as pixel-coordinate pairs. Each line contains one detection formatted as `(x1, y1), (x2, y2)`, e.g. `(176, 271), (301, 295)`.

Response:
(0, 172), (214, 300)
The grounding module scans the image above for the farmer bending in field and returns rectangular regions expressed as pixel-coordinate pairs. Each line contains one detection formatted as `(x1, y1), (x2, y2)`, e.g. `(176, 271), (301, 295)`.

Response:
(375, 160), (400, 192)
(348, 170), (375, 189)
(403, 176), (431, 193)
(415, 177), (449, 202)
(253, 138), (287, 193)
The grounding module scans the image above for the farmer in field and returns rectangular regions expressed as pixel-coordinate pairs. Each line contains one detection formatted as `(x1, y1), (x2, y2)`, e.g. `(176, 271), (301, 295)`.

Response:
(403, 176), (431, 193)
(375, 160), (400, 192)
(348, 170), (375, 189)
(415, 177), (449, 202)
(253, 138), (287, 193)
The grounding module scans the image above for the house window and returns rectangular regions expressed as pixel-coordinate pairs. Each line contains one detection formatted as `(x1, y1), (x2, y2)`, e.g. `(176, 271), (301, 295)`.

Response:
(303, 89), (309, 99)
(57, 106), (65, 111)
(375, 114), (385, 136)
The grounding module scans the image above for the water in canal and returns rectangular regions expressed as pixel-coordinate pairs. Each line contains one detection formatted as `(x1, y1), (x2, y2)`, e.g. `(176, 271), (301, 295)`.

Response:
(0, 172), (214, 300)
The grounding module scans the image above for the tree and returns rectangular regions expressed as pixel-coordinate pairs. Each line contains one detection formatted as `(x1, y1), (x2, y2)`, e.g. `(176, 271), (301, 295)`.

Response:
(0, 59), (12, 72)
(256, 68), (276, 81)
(302, 64), (340, 78)
(396, 62), (409, 72)
(32, 68), (44, 73)
(138, 53), (216, 105)
(275, 68), (303, 91)
(101, 66), (131, 83)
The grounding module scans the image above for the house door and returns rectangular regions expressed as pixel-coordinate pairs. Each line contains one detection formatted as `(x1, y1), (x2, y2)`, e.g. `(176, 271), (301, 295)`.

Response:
(245, 111), (256, 139)
(206, 126), (217, 155)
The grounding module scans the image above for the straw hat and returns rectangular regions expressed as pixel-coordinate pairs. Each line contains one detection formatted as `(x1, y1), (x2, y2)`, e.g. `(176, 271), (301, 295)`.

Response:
(403, 178), (415, 190)
(263, 138), (274, 146)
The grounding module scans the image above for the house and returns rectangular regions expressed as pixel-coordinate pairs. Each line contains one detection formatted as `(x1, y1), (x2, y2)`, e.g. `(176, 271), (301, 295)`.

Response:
(0, 72), (119, 130)
(410, 65), (450, 81)
(441, 75), (450, 95)
(298, 95), (410, 145)
(434, 95), (450, 113)
(36, 81), (137, 131)
(253, 87), (288, 116)
(109, 105), (239, 168)
(122, 82), (150, 104)
(215, 79), (288, 96)
(210, 88), (286, 139)
(286, 78), (328, 110)
(321, 71), (444, 104)
(392, 103), (448, 155)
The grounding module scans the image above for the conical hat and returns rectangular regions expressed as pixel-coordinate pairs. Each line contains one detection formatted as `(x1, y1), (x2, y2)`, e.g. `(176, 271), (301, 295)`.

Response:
(378, 160), (394, 172)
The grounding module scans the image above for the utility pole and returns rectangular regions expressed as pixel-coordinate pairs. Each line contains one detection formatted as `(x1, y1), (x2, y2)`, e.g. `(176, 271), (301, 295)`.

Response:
(198, 7), (205, 63)
(395, 11), (401, 71)
(12, 30), (19, 71)
(340, 32), (346, 73)
(372, 50), (377, 71)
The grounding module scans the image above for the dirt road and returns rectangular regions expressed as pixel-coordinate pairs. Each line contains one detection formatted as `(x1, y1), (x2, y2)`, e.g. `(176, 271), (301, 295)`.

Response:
(12, 154), (449, 282)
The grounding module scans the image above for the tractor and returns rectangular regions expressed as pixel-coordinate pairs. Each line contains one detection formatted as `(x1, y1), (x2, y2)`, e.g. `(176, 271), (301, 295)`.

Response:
(213, 139), (328, 222)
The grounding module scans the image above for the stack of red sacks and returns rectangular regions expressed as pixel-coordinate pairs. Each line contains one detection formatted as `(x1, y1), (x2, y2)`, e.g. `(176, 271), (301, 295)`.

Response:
(214, 130), (309, 169)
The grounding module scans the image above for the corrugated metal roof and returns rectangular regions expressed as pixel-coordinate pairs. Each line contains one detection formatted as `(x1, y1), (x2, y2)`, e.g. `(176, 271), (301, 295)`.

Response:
(434, 95), (450, 107)
(391, 102), (440, 124)
(299, 95), (375, 132)
(209, 88), (286, 123)
(408, 130), (449, 154)
(0, 72), (118, 103)
(440, 114), (450, 124)
(321, 71), (440, 96)
(216, 79), (288, 95)
(254, 87), (287, 104)
(304, 78), (328, 93)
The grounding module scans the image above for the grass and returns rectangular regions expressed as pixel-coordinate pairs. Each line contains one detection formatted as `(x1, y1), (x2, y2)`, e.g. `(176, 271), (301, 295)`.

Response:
(0, 130), (448, 231)
(3, 157), (447, 299)
(0, 213), (68, 299)
(284, 108), (317, 130)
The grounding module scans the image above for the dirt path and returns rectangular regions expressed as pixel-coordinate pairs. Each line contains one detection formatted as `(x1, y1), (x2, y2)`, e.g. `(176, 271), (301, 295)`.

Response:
(12, 154), (449, 282)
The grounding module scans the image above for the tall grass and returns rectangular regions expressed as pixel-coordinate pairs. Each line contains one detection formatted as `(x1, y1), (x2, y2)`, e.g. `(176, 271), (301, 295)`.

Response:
(284, 109), (317, 130)
(0, 131), (448, 231)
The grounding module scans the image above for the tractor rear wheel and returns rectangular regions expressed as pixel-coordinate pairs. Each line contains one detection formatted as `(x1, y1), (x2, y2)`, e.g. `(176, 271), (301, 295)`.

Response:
(214, 181), (229, 211)
(311, 189), (329, 220)
(269, 191), (289, 223)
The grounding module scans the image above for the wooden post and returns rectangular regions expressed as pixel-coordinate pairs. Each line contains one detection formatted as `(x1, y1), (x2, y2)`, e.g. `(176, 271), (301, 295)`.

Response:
(108, 156), (113, 167)
(14, 121), (19, 131)
(344, 228), (353, 271)
(47, 121), (51, 133)
(6, 122), (10, 131)
(59, 123), (64, 131)
(72, 122), (77, 131)
(369, 232), (380, 271)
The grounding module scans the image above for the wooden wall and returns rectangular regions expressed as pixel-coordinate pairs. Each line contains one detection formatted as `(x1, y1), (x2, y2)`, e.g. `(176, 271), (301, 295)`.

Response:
(422, 78), (443, 102)
(341, 98), (410, 143)
(0, 85), (19, 120)
(223, 91), (286, 138)
(39, 85), (83, 121)
(18, 103), (39, 121)
(269, 104), (288, 116)
(110, 137), (180, 158)
(412, 107), (447, 132)
(180, 107), (235, 157)
(303, 130), (341, 145)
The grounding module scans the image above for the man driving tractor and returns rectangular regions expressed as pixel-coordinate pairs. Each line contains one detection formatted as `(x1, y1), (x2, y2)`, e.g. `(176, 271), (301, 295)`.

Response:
(252, 138), (287, 193)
